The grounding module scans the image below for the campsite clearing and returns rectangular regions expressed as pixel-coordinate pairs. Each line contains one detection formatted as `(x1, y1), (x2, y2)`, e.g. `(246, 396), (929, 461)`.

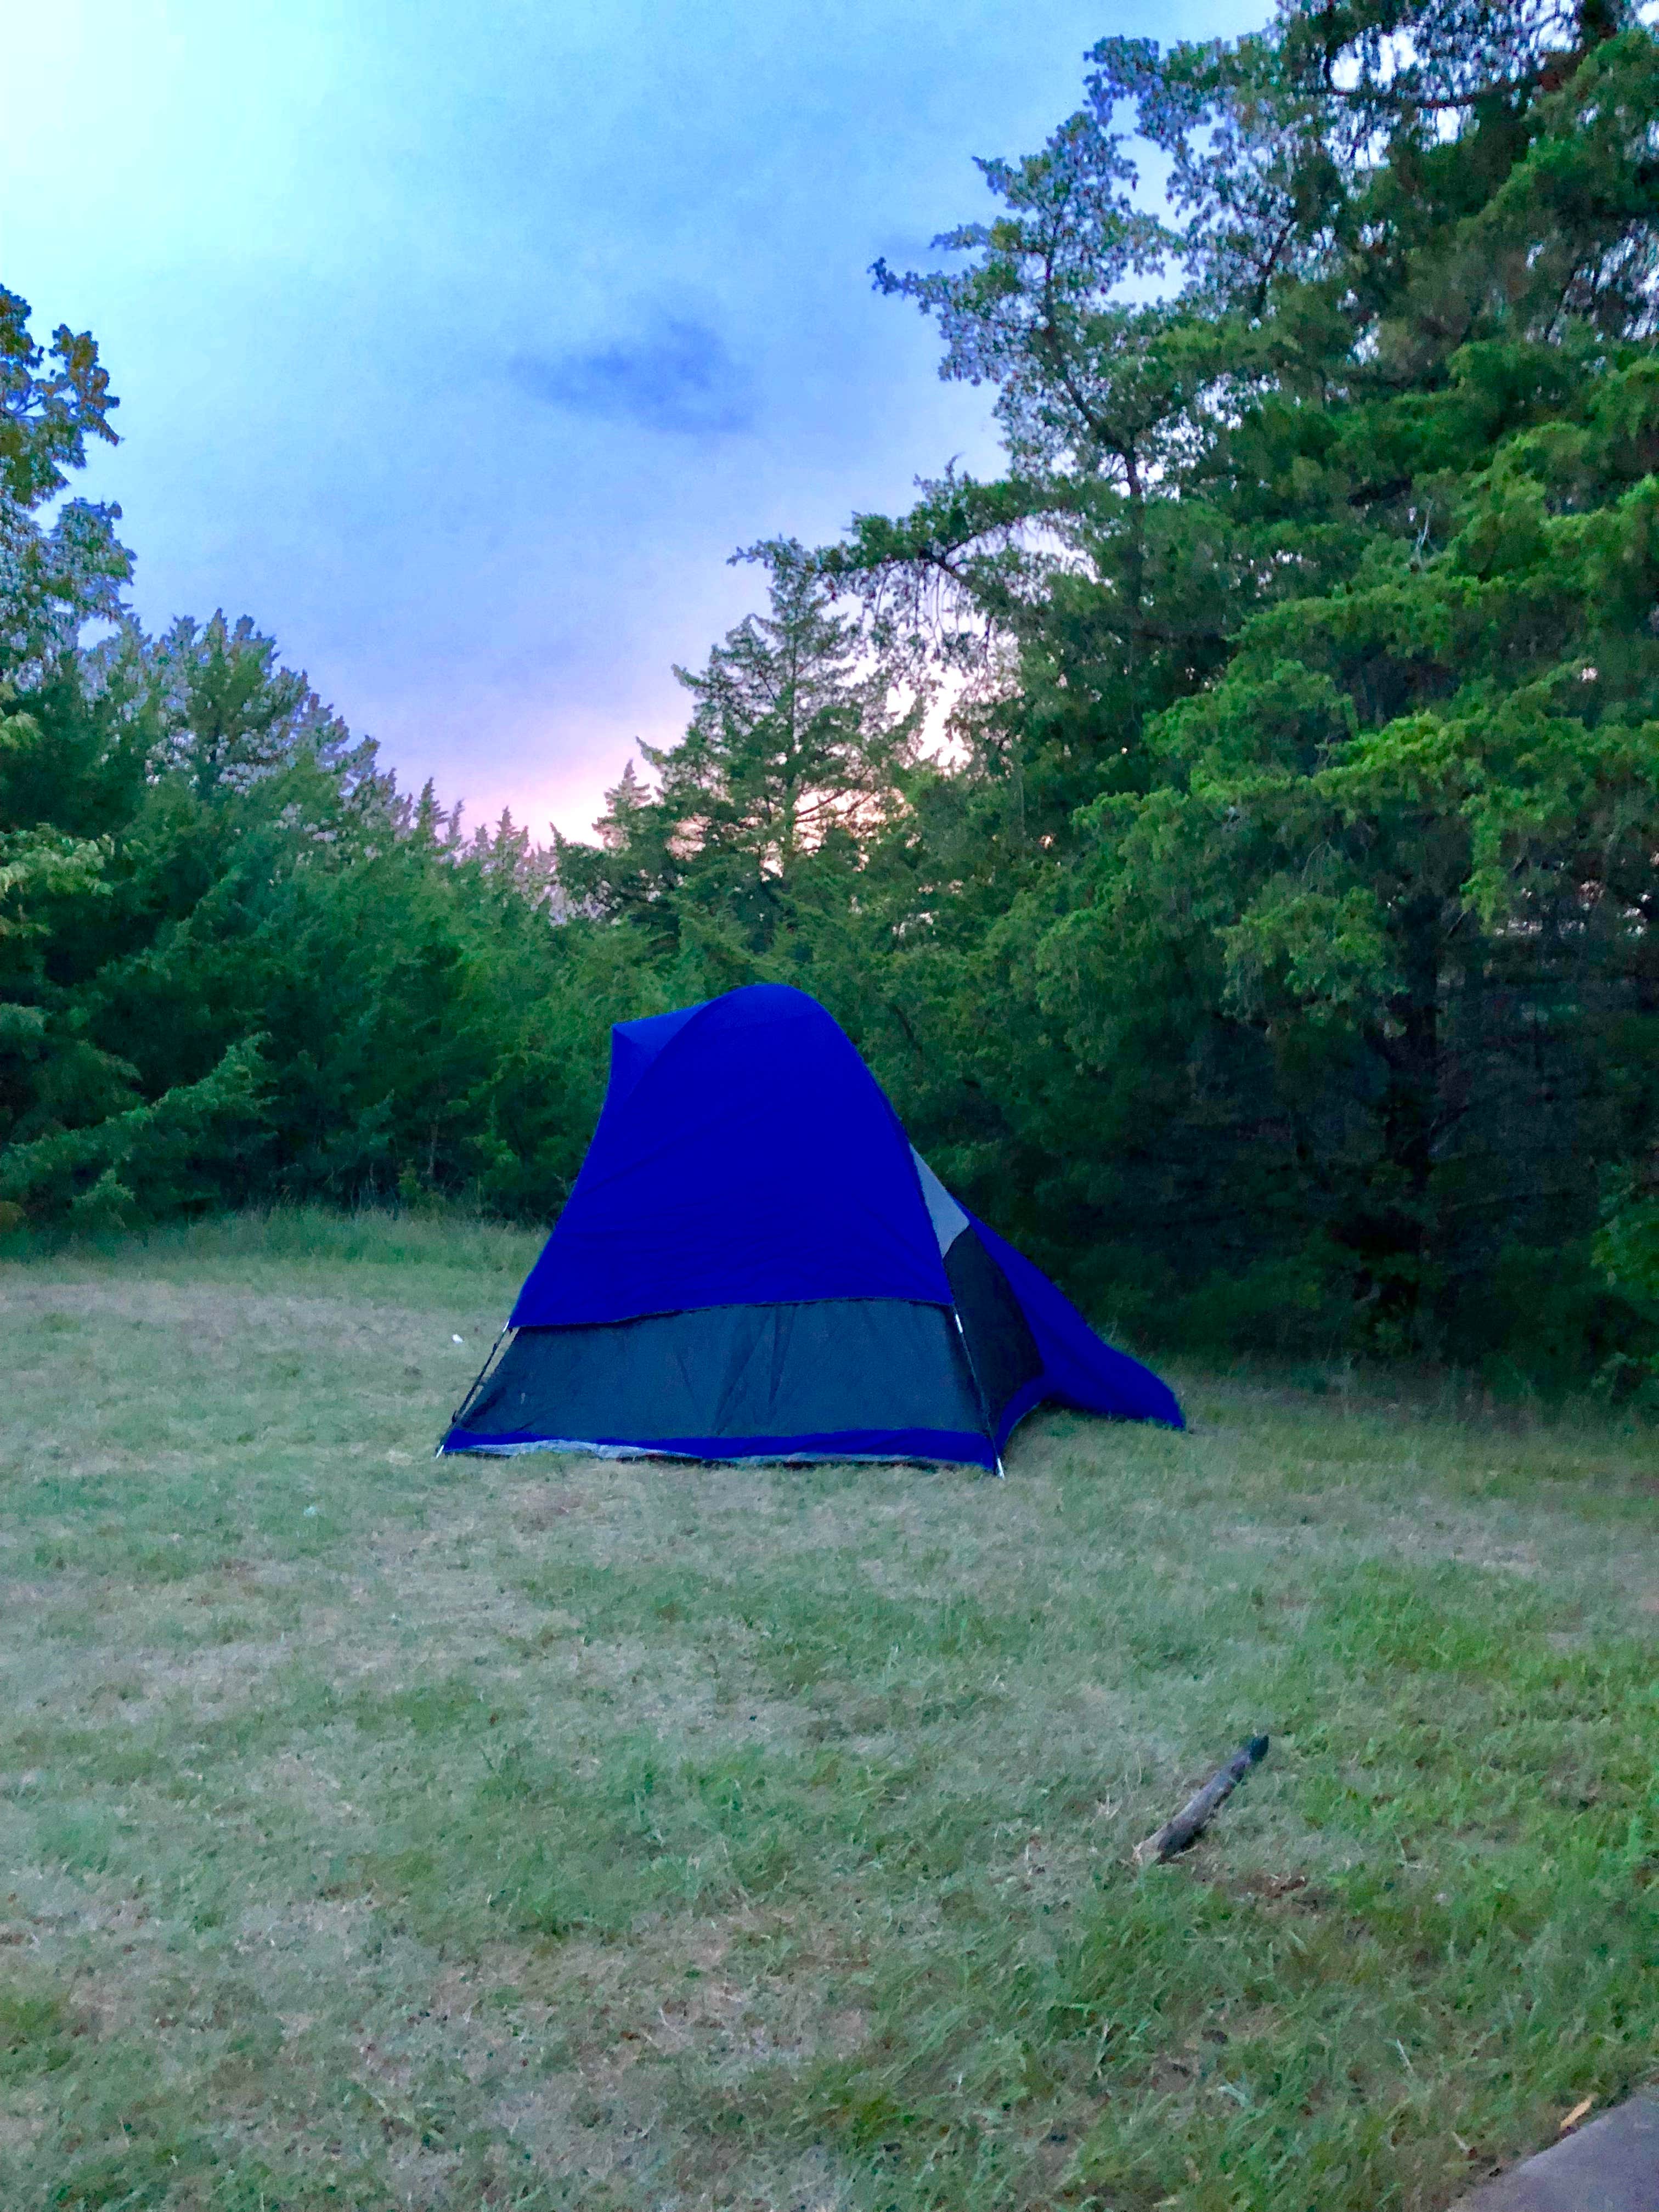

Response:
(2, 1212), (1657, 2212)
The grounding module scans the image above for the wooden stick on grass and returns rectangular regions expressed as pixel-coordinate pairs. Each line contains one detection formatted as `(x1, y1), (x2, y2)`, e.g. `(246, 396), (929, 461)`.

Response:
(1133, 1735), (1270, 1868)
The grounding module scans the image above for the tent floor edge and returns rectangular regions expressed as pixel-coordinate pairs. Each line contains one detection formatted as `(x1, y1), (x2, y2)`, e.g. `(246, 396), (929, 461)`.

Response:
(438, 1429), (996, 1471)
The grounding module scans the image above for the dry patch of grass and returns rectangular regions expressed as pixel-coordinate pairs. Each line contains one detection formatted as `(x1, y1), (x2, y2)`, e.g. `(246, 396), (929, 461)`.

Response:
(1, 1212), (1657, 2209)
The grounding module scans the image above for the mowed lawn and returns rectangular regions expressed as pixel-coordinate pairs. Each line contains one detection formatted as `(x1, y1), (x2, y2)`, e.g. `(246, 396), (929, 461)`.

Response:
(2, 1216), (1657, 2212)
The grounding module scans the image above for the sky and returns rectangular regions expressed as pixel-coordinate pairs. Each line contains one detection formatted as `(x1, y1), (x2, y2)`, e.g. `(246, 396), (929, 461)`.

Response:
(5, 0), (1252, 839)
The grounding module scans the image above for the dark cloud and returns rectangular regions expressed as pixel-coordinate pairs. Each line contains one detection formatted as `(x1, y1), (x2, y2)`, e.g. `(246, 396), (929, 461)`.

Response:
(513, 315), (755, 436)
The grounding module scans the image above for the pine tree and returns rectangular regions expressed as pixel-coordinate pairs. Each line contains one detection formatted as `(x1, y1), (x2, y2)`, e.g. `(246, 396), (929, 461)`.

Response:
(561, 546), (918, 967)
(832, 0), (1659, 1365)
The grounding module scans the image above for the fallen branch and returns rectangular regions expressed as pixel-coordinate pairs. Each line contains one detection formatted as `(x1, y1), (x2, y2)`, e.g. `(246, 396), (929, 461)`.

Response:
(1133, 1736), (1269, 1867)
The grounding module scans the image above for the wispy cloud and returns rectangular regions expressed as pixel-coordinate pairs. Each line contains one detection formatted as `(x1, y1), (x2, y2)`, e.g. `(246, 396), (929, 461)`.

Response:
(513, 315), (755, 436)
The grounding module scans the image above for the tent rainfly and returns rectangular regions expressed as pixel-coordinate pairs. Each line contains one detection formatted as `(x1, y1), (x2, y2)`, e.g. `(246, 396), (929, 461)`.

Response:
(441, 983), (1182, 1468)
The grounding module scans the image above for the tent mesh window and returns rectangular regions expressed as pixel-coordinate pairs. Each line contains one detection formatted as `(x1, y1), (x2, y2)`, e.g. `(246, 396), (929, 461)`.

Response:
(451, 1297), (988, 1458)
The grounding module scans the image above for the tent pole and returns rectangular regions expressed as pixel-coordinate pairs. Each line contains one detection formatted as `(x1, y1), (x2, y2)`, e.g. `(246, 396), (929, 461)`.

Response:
(951, 1306), (1003, 1480)
(437, 1322), (511, 1455)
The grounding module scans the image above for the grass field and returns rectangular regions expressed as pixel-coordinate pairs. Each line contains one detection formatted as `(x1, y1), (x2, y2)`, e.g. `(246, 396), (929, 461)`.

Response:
(2, 1211), (1657, 2212)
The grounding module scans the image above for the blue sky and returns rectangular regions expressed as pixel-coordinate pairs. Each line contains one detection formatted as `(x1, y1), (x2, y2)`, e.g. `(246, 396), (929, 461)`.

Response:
(6, 0), (1251, 837)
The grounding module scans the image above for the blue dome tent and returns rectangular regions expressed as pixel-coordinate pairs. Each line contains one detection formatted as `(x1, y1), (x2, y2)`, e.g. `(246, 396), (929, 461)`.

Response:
(441, 984), (1182, 1468)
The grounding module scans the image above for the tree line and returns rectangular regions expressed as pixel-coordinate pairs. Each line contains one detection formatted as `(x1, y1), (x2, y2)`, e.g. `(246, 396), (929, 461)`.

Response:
(4, 0), (1658, 1390)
